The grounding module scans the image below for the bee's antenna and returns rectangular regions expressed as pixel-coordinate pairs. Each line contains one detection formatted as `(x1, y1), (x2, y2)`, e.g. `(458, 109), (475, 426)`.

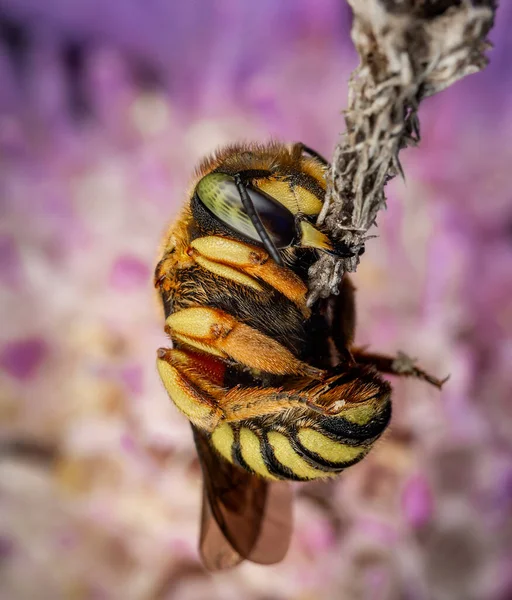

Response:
(233, 174), (284, 266)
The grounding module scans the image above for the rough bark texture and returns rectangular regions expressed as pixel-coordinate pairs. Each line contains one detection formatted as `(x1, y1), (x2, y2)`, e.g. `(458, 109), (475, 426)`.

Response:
(307, 0), (497, 305)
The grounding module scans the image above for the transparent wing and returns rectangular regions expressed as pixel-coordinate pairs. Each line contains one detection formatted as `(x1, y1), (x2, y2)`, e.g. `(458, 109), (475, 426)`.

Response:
(192, 426), (293, 570)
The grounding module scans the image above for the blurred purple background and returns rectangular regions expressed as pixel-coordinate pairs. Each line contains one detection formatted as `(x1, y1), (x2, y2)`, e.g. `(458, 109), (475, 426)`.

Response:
(0, 2), (511, 599)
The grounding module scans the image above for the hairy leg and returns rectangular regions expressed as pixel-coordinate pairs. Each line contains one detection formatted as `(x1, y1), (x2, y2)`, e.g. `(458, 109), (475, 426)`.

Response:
(352, 349), (449, 389)
(165, 306), (321, 378)
(187, 236), (310, 318)
(157, 348), (390, 432)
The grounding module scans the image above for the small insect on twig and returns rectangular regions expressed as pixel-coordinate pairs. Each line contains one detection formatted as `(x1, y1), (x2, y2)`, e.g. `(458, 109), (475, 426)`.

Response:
(307, 0), (497, 305)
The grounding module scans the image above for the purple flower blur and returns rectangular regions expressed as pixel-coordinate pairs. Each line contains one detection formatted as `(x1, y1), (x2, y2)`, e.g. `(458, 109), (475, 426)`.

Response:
(0, 2), (511, 599)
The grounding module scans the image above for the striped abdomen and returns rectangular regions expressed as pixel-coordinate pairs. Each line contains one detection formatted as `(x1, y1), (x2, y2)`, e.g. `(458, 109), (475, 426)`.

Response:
(209, 399), (391, 481)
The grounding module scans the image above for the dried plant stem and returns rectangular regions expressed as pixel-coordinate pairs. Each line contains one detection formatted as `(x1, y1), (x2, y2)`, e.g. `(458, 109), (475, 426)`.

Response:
(307, 0), (497, 305)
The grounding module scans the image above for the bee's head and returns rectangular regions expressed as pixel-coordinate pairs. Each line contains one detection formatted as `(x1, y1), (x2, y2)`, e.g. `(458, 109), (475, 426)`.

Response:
(192, 170), (363, 266)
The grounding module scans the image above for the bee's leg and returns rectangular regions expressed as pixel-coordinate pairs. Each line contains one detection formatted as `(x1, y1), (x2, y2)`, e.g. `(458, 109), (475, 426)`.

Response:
(321, 275), (356, 364)
(156, 349), (318, 429)
(157, 348), (224, 432)
(186, 236), (310, 318)
(352, 349), (449, 389)
(221, 364), (390, 421)
(221, 386), (311, 422)
(165, 306), (322, 378)
(158, 349), (388, 433)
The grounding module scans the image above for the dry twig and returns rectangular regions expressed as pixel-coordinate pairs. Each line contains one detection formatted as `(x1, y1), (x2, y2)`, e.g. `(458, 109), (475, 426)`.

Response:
(307, 0), (497, 305)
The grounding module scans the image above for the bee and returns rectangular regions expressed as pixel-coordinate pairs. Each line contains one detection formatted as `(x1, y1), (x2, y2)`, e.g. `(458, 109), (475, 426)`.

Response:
(155, 141), (444, 570)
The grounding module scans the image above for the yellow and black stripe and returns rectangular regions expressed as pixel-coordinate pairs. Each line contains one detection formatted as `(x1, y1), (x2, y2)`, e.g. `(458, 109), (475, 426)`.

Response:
(209, 400), (391, 482)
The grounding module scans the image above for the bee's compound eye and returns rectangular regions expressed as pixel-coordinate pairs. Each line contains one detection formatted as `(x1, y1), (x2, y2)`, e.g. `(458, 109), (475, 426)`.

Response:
(195, 173), (296, 248)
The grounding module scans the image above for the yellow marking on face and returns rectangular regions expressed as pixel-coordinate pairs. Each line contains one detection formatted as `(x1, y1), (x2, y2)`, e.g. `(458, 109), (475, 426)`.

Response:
(239, 427), (278, 480)
(254, 180), (322, 215)
(156, 358), (218, 424)
(297, 428), (366, 464)
(173, 334), (226, 358)
(211, 422), (235, 462)
(267, 431), (332, 480)
(292, 185), (323, 215)
(193, 254), (263, 291)
(299, 221), (333, 251)
(253, 180), (296, 213)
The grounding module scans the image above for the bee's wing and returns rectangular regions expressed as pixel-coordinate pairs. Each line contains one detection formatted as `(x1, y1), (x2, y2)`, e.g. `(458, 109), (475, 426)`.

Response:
(192, 426), (293, 570)
(199, 483), (244, 570)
